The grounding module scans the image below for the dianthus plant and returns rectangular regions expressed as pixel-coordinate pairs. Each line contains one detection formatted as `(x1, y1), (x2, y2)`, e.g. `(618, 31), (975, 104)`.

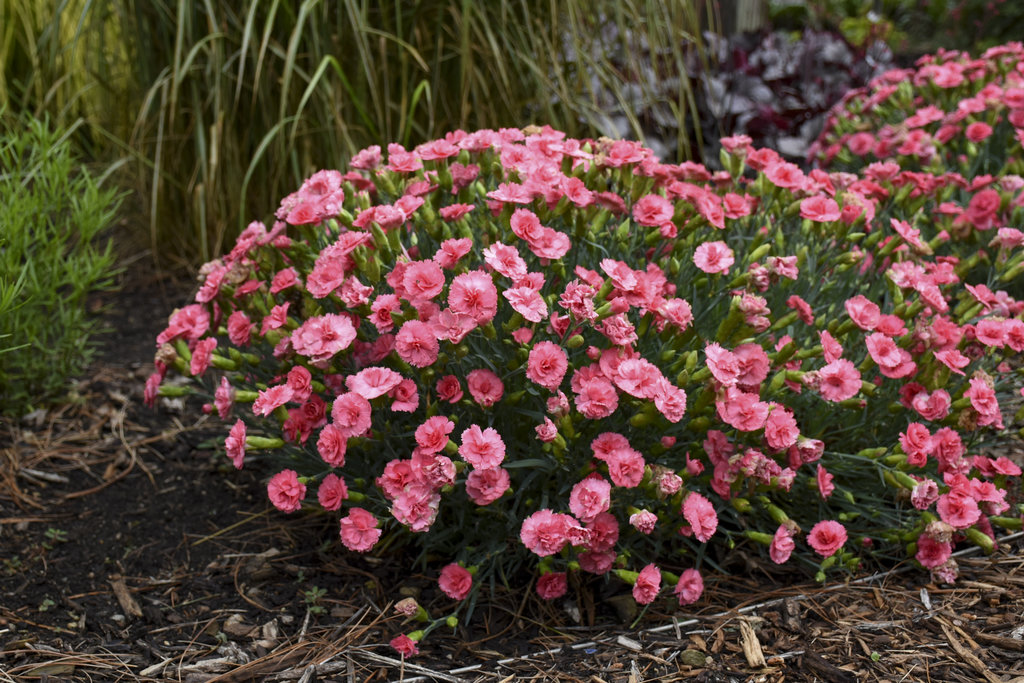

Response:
(151, 124), (1023, 653)
(812, 42), (1024, 178)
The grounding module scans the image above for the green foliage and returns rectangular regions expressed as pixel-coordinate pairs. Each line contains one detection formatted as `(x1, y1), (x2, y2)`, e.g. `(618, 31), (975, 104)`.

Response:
(0, 114), (122, 416)
(1, 0), (712, 268)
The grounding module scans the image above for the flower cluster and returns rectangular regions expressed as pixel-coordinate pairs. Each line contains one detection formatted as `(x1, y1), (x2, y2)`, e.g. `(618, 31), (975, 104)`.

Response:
(152, 103), (1023, 652)
(812, 42), (1024, 178)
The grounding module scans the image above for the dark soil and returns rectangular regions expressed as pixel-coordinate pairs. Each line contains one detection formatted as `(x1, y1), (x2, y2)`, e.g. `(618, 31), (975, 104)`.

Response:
(2, 264), (1024, 682)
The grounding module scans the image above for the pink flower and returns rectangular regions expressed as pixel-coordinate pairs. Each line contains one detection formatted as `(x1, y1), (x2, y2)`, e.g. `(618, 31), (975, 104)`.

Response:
(606, 447), (645, 488)
(189, 338), (216, 376)
(936, 490), (981, 529)
(764, 407), (799, 451)
(526, 341), (569, 391)
(536, 573), (568, 600)
(705, 342), (740, 386)
(316, 424), (347, 466)
(633, 193), (674, 226)
(395, 319), (440, 368)
(467, 368), (504, 407)
(317, 473), (348, 510)
(433, 237), (473, 269)
(503, 286), (548, 322)
(459, 424), (506, 469)
(227, 311), (253, 346)
(465, 467), (510, 505)
(769, 524), (795, 564)
(629, 510), (658, 534)
(674, 568), (704, 606)
(391, 484), (441, 532)
(402, 260), (446, 303)
(435, 375), (463, 403)
(734, 343), (770, 389)
(569, 476), (612, 524)
(800, 195), (841, 222)
(844, 295), (880, 331)
(520, 509), (573, 557)
(911, 479), (940, 510)
(253, 384), (294, 416)
(807, 520), (847, 557)
(448, 271), (498, 324)
(438, 563), (473, 600)
(268, 469), (306, 513)
(339, 508), (380, 552)
(916, 535), (952, 569)
(369, 294), (401, 333)
(716, 386), (769, 432)
(816, 465), (835, 499)
(331, 392), (372, 438)
(693, 241), (735, 274)
(910, 388), (951, 421)
(578, 550), (617, 575)
(214, 376), (234, 419)
(225, 419), (246, 469)
(899, 423), (933, 467)
(965, 121), (992, 142)
(817, 359), (861, 402)
(574, 376), (619, 419)
(964, 376), (1004, 429)
(345, 367), (402, 399)
(292, 314), (357, 363)
(483, 242), (528, 281)
(390, 634), (419, 657)
(414, 416), (455, 454)
(681, 492), (718, 542)
(632, 563), (662, 604)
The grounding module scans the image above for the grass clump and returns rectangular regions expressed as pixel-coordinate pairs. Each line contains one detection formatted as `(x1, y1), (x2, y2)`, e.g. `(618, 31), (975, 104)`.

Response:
(0, 114), (122, 416)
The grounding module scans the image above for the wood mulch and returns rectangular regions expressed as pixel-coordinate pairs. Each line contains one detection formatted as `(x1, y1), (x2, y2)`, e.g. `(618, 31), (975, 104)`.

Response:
(2, 270), (1024, 682)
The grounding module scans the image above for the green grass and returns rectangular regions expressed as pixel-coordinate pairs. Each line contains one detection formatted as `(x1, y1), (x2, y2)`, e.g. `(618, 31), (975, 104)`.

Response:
(0, 113), (122, 416)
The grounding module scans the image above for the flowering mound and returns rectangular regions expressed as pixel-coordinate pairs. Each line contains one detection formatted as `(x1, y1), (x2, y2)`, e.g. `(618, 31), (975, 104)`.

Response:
(152, 122), (1023, 651)
(811, 42), (1024, 177)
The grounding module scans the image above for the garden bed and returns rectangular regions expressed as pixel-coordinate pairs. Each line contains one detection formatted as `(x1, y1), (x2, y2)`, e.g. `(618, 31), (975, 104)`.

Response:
(2, 266), (1024, 683)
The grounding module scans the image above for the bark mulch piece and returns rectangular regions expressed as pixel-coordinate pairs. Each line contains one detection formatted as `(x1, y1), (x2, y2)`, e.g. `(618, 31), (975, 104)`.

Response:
(3, 268), (1024, 682)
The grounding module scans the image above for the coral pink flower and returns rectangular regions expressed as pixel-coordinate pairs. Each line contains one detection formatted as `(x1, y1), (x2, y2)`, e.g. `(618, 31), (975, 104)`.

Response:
(520, 509), (573, 557)
(536, 572), (568, 600)
(448, 271), (498, 324)
(899, 423), (933, 467)
(916, 535), (952, 569)
(674, 568), (704, 606)
(585, 511), (620, 552)
(438, 563), (473, 600)
(911, 479), (940, 510)
(764, 406), (799, 451)
(705, 342), (740, 386)
(317, 473), (348, 511)
(435, 375), (463, 403)
(346, 366), (403, 399)
(807, 520), (847, 557)
(465, 467), (510, 505)
(459, 424), (506, 469)
(693, 241), (735, 274)
(483, 242), (528, 281)
(716, 386), (769, 432)
(844, 295), (880, 331)
(632, 194), (674, 227)
(253, 384), (294, 416)
(569, 476), (612, 524)
(681, 492), (718, 542)
(391, 484), (441, 532)
(503, 286), (548, 322)
(316, 423), (347, 466)
(817, 359), (861, 402)
(331, 392), (372, 438)
(606, 447), (645, 488)
(936, 490), (981, 529)
(414, 415), (455, 453)
(225, 419), (246, 469)
(769, 524), (796, 564)
(390, 634), (419, 657)
(467, 368), (504, 407)
(158, 304), (210, 345)
(630, 510), (658, 534)
(292, 313), (357, 363)
(633, 563), (662, 604)
(227, 310), (253, 346)
(268, 469), (306, 513)
(401, 260), (446, 303)
(965, 121), (992, 142)
(910, 388), (951, 421)
(389, 378), (418, 412)
(189, 338), (216, 377)
(964, 377), (1004, 429)
(395, 319), (440, 368)
(800, 196), (841, 222)
(816, 465), (835, 499)
(339, 508), (381, 552)
(214, 376), (235, 419)
(526, 341), (569, 391)
(575, 376), (619, 419)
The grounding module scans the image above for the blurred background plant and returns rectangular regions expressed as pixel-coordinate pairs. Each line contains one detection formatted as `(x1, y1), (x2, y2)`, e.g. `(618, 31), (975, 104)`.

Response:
(0, 113), (122, 416)
(0, 0), (723, 270)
